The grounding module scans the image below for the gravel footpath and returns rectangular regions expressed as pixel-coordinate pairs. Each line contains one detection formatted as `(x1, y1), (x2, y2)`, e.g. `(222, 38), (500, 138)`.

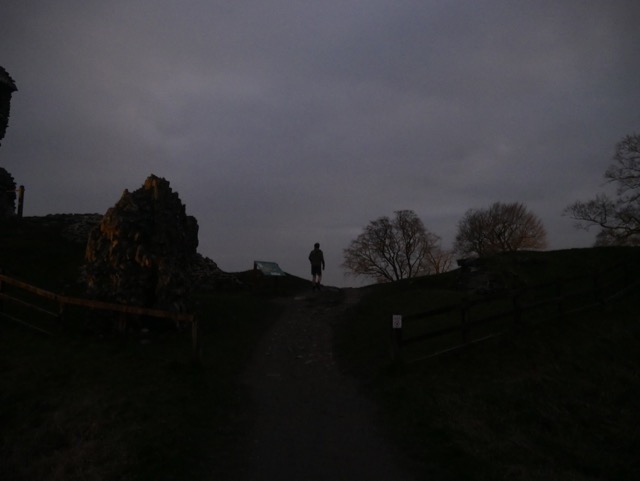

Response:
(240, 287), (418, 481)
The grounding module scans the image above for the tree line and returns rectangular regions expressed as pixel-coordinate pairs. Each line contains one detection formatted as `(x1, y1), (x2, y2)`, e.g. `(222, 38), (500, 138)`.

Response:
(343, 133), (640, 283)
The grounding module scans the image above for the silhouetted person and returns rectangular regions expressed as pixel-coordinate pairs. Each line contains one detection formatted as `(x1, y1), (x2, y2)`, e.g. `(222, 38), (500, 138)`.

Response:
(308, 242), (325, 290)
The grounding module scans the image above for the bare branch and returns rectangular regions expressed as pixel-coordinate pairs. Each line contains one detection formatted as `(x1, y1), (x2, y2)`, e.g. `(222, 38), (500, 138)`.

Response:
(454, 201), (547, 257)
(565, 134), (640, 245)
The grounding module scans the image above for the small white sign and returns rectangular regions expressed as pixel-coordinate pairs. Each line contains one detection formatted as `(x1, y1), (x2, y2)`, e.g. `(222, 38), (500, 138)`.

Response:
(392, 314), (402, 329)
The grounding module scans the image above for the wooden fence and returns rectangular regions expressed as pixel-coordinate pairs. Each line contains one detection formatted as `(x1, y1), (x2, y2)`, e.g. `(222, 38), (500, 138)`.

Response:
(391, 263), (638, 363)
(0, 272), (200, 361)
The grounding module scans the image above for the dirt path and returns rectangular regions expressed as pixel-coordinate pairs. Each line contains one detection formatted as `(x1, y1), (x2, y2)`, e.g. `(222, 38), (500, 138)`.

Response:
(240, 287), (417, 481)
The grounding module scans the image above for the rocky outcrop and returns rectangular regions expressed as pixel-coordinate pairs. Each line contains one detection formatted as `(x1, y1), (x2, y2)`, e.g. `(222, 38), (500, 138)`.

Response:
(189, 253), (242, 291)
(84, 175), (201, 312)
(0, 168), (16, 218)
(20, 212), (237, 293)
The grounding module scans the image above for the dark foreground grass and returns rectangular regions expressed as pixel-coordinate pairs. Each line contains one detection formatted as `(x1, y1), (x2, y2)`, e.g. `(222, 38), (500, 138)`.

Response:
(0, 218), (289, 480)
(336, 248), (640, 480)
(0, 290), (282, 481)
(376, 304), (640, 480)
(3, 217), (639, 480)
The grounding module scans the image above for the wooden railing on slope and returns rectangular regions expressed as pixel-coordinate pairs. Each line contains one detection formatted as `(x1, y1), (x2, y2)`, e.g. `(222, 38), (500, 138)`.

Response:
(391, 263), (637, 363)
(0, 272), (200, 360)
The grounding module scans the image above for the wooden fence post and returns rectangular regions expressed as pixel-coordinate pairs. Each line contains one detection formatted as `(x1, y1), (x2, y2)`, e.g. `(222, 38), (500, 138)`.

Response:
(557, 281), (565, 318)
(191, 316), (202, 364)
(391, 314), (403, 363)
(117, 312), (127, 333)
(592, 271), (604, 306)
(0, 269), (4, 313)
(57, 300), (65, 327)
(460, 297), (469, 343)
(17, 185), (25, 218)
(512, 292), (521, 325)
(624, 263), (631, 287)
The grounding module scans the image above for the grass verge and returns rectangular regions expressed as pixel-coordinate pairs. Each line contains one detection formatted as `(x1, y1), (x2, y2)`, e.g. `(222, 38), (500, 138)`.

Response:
(0, 290), (282, 481)
(335, 248), (640, 480)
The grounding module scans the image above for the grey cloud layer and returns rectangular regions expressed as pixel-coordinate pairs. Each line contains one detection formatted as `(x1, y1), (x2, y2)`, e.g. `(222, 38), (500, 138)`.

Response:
(1, 1), (639, 286)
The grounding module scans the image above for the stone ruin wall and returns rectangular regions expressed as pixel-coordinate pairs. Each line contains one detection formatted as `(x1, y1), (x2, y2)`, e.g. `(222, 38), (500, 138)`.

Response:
(0, 66), (18, 219)
(21, 212), (229, 293)
(0, 66), (17, 146)
(84, 175), (204, 313)
(0, 169), (17, 218)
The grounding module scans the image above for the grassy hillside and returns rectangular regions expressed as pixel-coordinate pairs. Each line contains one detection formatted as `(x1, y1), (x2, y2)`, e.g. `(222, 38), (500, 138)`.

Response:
(336, 247), (640, 480)
(3, 216), (639, 480)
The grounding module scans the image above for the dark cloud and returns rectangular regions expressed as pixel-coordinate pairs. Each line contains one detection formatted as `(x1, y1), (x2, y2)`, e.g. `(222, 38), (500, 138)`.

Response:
(1, 1), (639, 286)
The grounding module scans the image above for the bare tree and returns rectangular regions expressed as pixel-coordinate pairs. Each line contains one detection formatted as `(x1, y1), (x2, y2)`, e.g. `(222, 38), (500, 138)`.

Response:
(342, 210), (441, 282)
(564, 134), (640, 246)
(454, 201), (547, 257)
(424, 246), (455, 274)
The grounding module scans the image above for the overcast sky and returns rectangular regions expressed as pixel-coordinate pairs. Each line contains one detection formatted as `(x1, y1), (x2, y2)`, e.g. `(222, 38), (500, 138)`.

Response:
(1, 1), (639, 287)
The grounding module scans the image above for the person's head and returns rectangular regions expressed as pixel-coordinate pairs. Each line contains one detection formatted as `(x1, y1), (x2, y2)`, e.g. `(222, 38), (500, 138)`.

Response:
(314, 243), (320, 249)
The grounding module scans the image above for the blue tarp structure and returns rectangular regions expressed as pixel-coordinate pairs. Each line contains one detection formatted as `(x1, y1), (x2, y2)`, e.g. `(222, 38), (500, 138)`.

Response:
(253, 261), (286, 277)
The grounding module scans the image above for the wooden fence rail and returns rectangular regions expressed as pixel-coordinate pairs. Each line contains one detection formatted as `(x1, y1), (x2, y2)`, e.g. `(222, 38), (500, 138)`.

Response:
(391, 263), (637, 363)
(0, 272), (200, 361)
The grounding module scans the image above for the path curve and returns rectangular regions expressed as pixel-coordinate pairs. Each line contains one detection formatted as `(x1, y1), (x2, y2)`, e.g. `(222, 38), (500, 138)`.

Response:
(240, 287), (417, 481)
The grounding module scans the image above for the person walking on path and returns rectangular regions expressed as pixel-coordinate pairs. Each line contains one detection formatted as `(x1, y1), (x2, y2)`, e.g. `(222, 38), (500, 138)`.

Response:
(308, 242), (325, 290)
